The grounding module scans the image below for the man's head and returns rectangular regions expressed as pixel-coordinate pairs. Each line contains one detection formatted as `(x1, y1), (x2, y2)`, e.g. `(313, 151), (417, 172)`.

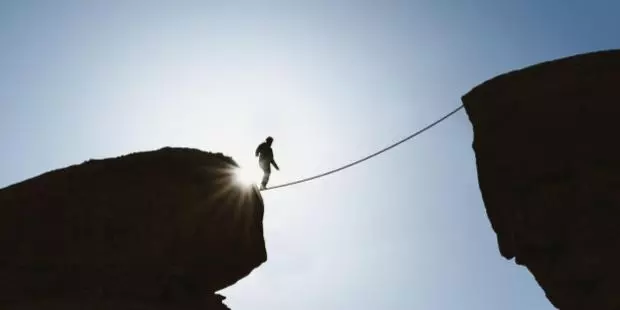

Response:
(266, 136), (274, 145)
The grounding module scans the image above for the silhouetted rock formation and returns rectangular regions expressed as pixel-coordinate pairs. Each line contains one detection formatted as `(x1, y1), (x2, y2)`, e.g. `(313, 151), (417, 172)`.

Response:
(462, 50), (620, 310)
(0, 147), (265, 309)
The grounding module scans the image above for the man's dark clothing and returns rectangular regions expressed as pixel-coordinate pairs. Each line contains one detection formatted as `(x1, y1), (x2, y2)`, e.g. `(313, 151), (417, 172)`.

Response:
(255, 142), (278, 189)
(255, 142), (274, 163)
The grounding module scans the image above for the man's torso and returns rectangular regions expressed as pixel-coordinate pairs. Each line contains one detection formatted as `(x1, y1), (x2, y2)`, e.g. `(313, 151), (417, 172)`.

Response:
(257, 143), (273, 161)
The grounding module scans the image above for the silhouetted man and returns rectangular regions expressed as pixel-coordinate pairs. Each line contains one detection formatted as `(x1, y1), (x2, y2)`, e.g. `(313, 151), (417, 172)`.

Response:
(255, 136), (279, 190)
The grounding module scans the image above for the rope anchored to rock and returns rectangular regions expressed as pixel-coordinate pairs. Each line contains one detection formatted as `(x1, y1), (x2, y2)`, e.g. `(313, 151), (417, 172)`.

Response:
(261, 105), (465, 192)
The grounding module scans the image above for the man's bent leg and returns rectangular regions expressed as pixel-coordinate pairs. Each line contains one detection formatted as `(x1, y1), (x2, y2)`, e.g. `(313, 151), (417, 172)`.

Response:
(261, 171), (271, 189)
(259, 160), (271, 189)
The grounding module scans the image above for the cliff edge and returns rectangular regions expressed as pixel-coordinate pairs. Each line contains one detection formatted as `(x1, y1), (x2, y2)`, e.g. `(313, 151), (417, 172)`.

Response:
(0, 147), (266, 309)
(462, 50), (620, 309)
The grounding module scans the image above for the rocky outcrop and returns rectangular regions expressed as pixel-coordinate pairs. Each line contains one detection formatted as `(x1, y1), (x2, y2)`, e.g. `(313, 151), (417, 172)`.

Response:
(462, 50), (620, 309)
(0, 147), (266, 309)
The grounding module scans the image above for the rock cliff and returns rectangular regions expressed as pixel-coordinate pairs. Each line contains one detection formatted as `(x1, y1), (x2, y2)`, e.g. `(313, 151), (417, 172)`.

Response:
(0, 147), (266, 309)
(462, 50), (620, 309)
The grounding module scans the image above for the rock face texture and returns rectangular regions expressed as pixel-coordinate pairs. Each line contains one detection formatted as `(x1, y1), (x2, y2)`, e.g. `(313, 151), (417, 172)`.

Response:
(462, 50), (620, 309)
(0, 147), (266, 309)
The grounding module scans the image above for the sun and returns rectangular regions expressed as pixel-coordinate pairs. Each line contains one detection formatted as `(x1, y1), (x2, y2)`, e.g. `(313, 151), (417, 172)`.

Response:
(233, 165), (261, 187)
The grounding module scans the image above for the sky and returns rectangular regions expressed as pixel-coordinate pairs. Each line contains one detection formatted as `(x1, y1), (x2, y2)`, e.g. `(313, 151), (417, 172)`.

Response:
(1, 1), (619, 309)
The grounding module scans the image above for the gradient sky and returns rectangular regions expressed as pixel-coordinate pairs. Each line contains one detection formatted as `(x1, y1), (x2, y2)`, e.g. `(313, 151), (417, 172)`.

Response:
(1, 1), (619, 309)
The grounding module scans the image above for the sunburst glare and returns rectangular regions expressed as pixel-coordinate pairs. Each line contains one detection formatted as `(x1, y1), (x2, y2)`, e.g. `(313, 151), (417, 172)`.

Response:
(233, 165), (262, 187)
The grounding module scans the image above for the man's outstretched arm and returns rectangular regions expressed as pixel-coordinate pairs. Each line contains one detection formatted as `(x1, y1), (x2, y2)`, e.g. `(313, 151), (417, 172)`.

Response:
(271, 159), (280, 170)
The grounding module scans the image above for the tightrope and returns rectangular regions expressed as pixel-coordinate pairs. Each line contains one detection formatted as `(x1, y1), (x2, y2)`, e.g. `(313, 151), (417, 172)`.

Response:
(261, 105), (465, 191)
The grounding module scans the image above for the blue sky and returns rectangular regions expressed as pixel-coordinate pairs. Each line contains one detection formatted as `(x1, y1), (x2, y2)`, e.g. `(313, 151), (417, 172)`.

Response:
(1, 1), (618, 309)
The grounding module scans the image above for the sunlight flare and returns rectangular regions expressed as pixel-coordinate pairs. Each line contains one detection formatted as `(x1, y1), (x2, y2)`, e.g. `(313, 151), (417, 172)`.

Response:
(233, 165), (262, 187)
